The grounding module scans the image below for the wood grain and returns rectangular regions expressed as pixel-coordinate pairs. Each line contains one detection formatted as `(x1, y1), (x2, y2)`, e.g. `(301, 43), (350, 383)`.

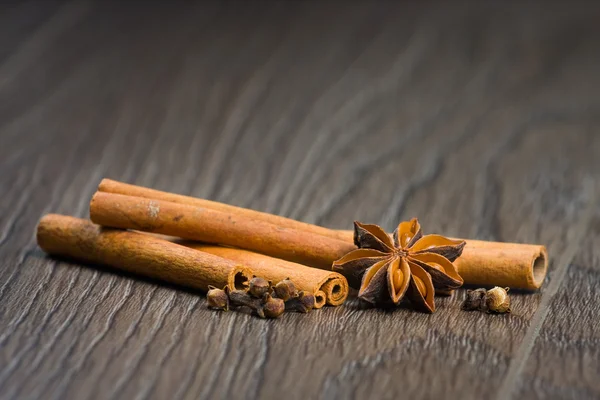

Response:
(1, 2), (599, 399)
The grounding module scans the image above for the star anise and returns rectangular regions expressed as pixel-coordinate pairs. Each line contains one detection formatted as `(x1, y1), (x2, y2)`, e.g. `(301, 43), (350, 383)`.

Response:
(332, 218), (465, 312)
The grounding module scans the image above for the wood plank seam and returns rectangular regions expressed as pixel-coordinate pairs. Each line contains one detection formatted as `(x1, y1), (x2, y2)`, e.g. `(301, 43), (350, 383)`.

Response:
(498, 179), (597, 400)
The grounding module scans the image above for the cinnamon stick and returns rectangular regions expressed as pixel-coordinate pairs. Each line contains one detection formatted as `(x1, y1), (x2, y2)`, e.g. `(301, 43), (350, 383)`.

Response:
(452, 239), (548, 290)
(98, 178), (349, 241)
(89, 192), (355, 270)
(37, 214), (253, 292)
(182, 244), (349, 308)
(94, 180), (548, 290)
(334, 231), (547, 290)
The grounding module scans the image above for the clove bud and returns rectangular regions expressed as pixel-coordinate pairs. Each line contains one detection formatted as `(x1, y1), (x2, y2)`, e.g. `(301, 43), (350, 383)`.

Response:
(208, 278), (317, 318)
(228, 289), (283, 318)
(248, 276), (271, 298)
(461, 287), (511, 314)
(273, 278), (298, 301)
(262, 293), (285, 318)
(462, 288), (488, 312)
(206, 286), (229, 311)
(284, 290), (316, 313)
(486, 286), (511, 313)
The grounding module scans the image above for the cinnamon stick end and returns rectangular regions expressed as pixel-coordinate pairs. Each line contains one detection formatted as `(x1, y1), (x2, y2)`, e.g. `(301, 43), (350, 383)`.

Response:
(321, 275), (349, 307)
(228, 266), (253, 292)
(313, 290), (326, 309)
(530, 246), (548, 289)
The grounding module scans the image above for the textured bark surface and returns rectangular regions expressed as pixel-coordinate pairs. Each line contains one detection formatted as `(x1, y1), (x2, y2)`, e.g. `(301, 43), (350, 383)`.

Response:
(184, 245), (349, 308)
(89, 191), (355, 269)
(1, 2), (599, 399)
(36, 215), (252, 293)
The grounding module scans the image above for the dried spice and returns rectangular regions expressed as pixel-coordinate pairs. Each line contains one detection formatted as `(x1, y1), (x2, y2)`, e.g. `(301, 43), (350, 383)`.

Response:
(273, 278), (299, 301)
(96, 179), (549, 291)
(461, 287), (511, 314)
(228, 288), (285, 318)
(332, 218), (465, 312)
(260, 293), (286, 318)
(206, 286), (229, 310)
(462, 288), (488, 311)
(36, 215), (253, 294)
(186, 245), (349, 308)
(284, 291), (316, 313)
(486, 286), (511, 313)
(271, 278), (315, 313)
(208, 278), (317, 318)
(248, 276), (271, 298)
(91, 191), (354, 270)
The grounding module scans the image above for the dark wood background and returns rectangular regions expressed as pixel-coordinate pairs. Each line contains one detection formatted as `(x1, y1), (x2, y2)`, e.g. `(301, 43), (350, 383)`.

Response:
(1, 1), (599, 399)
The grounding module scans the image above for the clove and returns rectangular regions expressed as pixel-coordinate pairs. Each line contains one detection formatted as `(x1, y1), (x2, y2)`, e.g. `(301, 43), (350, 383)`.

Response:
(273, 278), (298, 301)
(461, 287), (511, 314)
(462, 288), (488, 312)
(208, 277), (316, 318)
(206, 285), (229, 311)
(486, 286), (511, 313)
(261, 293), (285, 318)
(228, 289), (284, 318)
(284, 290), (316, 313)
(248, 276), (271, 298)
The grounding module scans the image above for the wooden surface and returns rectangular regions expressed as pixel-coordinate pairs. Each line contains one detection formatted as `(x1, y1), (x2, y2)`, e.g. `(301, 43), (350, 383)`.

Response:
(1, 2), (599, 399)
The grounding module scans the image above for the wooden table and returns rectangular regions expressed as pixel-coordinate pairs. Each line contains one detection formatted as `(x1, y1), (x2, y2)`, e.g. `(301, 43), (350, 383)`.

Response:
(1, 2), (599, 399)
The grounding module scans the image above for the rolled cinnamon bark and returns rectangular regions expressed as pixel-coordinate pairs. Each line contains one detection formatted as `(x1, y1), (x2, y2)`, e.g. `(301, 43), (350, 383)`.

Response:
(452, 239), (548, 290)
(37, 214), (253, 292)
(98, 178), (349, 241)
(182, 244), (349, 308)
(89, 192), (355, 270)
(334, 231), (547, 290)
(94, 180), (549, 290)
